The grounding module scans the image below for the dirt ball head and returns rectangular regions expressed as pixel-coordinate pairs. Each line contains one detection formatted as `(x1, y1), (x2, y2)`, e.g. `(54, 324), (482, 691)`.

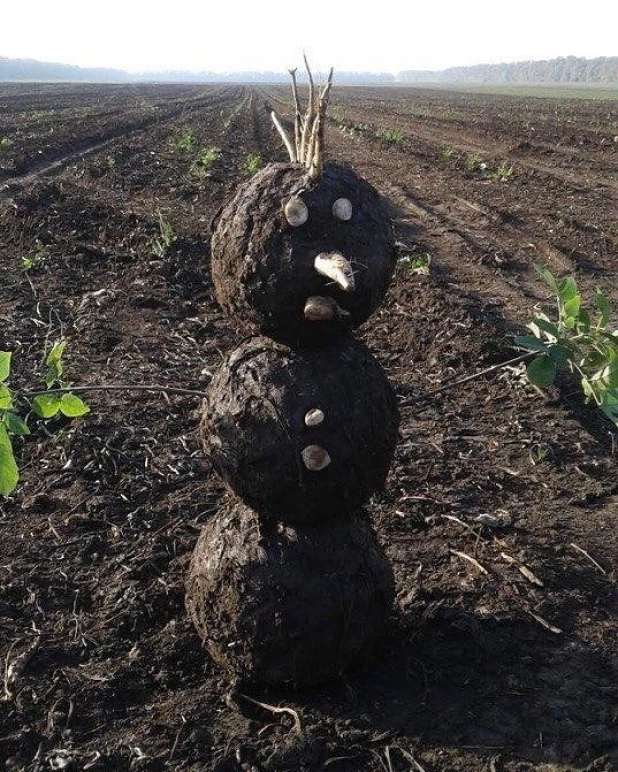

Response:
(211, 161), (396, 345)
(202, 336), (399, 523)
(185, 502), (395, 686)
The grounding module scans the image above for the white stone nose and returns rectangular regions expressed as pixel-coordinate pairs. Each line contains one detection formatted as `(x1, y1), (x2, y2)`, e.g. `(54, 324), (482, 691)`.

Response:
(314, 252), (355, 292)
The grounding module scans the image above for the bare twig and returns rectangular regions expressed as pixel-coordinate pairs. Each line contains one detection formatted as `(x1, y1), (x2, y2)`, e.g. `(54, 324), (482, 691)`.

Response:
(308, 67), (334, 179)
(569, 542), (607, 575)
(501, 553), (544, 587)
(288, 68), (303, 159)
(18, 384), (209, 400)
(441, 513), (481, 537)
(397, 747), (428, 772)
(237, 692), (302, 735)
(169, 716), (186, 760)
(299, 53), (316, 163)
(517, 565), (544, 587)
(450, 549), (490, 576)
(527, 611), (562, 634)
(305, 112), (320, 174)
(400, 351), (536, 408)
(3, 636), (41, 701)
(270, 111), (297, 162)
(429, 352), (535, 396)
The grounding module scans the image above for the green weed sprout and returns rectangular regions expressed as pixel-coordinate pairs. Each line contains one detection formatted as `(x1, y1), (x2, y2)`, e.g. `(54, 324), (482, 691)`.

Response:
(0, 342), (90, 497)
(493, 161), (514, 182)
(151, 212), (176, 258)
(193, 146), (222, 176)
(243, 153), (262, 176)
(21, 241), (48, 271)
(398, 252), (431, 275)
(376, 128), (404, 145)
(465, 153), (487, 173)
(516, 264), (618, 427)
(175, 131), (196, 152)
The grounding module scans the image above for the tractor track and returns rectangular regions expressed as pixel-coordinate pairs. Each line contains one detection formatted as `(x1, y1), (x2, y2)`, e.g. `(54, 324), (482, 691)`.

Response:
(0, 86), (239, 198)
(331, 97), (618, 197)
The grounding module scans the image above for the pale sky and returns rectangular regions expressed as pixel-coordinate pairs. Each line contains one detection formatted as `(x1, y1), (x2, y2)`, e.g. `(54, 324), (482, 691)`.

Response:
(1, 0), (616, 74)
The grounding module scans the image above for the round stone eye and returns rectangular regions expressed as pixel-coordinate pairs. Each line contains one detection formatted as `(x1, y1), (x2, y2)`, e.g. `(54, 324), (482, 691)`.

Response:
(332, 198), (353, 221)
(284, 196), (309, 226)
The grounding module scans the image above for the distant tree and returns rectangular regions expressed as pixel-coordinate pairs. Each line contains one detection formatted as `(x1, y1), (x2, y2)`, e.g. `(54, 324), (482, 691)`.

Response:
(397, 56), (618, 84)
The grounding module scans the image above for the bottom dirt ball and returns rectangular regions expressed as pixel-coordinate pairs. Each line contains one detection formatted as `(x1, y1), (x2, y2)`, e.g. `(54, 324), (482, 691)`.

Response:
(185, 501), (395, 686)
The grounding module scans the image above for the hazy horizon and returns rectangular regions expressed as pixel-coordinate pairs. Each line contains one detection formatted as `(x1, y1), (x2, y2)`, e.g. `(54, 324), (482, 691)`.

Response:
(1, 0), (616, 76)
(6, 52), (617, 77)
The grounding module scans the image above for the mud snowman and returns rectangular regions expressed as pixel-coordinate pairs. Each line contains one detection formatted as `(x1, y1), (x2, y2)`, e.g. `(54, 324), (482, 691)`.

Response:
(186, 62), (400, 686)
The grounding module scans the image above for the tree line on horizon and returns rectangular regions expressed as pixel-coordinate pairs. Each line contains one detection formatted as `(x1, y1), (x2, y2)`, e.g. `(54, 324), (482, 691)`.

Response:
(0, 55), (617, 85)
(399, 56), (618, 84)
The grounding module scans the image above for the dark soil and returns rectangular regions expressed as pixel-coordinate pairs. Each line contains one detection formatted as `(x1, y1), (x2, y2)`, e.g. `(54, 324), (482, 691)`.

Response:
(186, 501), (394, 686)
(1, 83), (617, 772)
(203, 335), (399, 523)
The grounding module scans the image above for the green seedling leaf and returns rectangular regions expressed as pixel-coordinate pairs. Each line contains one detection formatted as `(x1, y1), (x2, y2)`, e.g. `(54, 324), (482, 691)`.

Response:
(44, 340), (66, 388)
(590, 365), (609, 383)
(597, 331), (618, 345)
(528, 317), (560, 340)
(0, 351), (11, 383)
(527, 355), (557, 389)
(599, 362), (618, 389)
(0, 384), (13, 411)
(59, 393), (90, 418)
(583, 351), (609, 375)
(4, 412), (30, 436)
(524, 268), (618, 429)
(47, 340), (67, 367)
(581, 376), (597, 402)
(564, 295), (582, 316)
(534, 264), (558, 292)
(577, 307), (591, 333)
(0, 424), (18, 497)
(600, 392), (618, 425)
(515, 335), (551, 353)
(595, 291), (611, 328)
(547, 344), (572, 368)
(557, 276), (579, 303)
(45, 362), (62, 389)
(563, 294), (581, 321)
(32, 394), (61, 419)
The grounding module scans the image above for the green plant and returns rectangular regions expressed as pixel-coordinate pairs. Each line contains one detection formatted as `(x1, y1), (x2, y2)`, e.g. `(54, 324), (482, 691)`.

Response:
(151, 212), (176, 257)
(0, 342), (90, 497)
(516, 264), (618, 427)
(398, 252), (431, 275)
(175, 130), (196, 152)
(243, 153), (262, 176)
(331, 107), (345, 126)
(440, 145), (455, 162)
(192, 146), (222, 176)
(21, 240), (48, 271)
(493, 161), (514, 182)
(376, 128), (404, 145)
(0, 136), (12, 148)
(465, 153), (487, 172)
(223, 96), (250, 131)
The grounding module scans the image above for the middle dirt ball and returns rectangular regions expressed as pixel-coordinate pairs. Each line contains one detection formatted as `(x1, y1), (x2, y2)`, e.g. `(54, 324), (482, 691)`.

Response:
(202, 335), (399, 524)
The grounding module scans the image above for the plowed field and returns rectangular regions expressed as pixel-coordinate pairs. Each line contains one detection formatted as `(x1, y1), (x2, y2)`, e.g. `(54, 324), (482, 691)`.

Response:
(1, 83), (617, 772)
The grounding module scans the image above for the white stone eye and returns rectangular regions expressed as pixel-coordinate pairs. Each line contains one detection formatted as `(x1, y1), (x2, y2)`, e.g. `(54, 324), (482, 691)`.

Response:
(332, 198), (353, 221)
(305, 409), (325, 427)
(284, 196), (309, 226)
